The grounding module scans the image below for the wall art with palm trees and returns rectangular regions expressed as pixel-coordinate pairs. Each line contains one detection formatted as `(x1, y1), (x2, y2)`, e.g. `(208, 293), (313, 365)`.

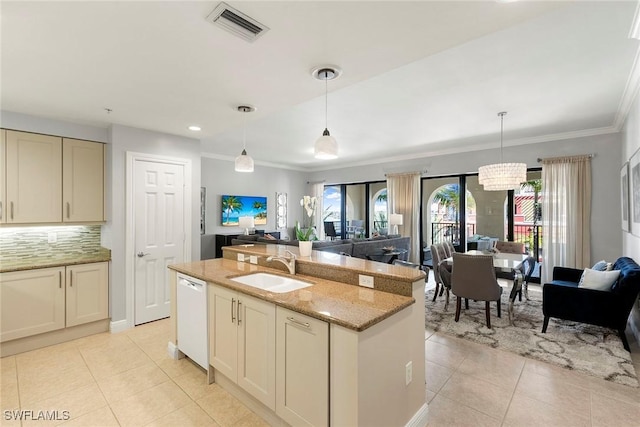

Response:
(221, 195), (267, 226)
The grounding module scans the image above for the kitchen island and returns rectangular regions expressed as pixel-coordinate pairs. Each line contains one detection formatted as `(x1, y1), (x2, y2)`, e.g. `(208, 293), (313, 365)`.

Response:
(168, 244), (427, 427)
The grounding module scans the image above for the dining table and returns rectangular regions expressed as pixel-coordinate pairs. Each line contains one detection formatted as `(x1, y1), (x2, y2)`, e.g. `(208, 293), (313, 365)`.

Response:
(445, 250), (529, 324)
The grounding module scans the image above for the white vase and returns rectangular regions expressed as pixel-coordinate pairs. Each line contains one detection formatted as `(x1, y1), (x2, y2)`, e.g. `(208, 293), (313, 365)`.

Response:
(299, 241), (313, 257)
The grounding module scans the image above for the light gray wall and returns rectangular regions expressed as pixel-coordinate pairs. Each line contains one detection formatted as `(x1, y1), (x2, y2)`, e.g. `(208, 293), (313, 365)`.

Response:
(201, 156), (308, 241)
(103, 125), (201, 322)
(622, 93), (640, 342)
(308, 132), (622, 264)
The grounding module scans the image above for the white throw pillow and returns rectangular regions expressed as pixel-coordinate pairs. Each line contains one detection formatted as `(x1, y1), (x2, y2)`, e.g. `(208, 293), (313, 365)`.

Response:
(578, 268), (620, 291)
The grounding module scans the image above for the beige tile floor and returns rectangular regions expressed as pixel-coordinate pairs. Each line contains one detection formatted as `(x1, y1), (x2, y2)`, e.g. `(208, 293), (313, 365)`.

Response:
(1, 281), (639, 427)
(424, 281), (640, 427)
(0, 319), (268, 427)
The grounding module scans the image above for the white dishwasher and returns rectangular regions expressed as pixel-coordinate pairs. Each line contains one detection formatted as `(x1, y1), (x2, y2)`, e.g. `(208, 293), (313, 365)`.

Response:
(177, 273), (208, 370)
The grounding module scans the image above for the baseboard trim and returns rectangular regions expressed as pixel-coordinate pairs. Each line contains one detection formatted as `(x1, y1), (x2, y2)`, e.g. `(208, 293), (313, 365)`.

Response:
(405, 403), (428, 427)
(0, 320), (109, 357)
(167, 341), (180, 359)
(109, 319), (129, 334)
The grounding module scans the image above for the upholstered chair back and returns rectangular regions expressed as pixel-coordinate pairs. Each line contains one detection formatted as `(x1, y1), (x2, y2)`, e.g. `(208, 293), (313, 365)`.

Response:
(451, 253), (501, 301)
(496, 241), (525, 254)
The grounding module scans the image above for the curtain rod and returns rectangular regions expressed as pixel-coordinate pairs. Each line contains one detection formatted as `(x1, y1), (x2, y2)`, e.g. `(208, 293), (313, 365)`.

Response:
(537, 153), (594, 163)
(384, 170), (427, 177)
(306, 180), (326, 184)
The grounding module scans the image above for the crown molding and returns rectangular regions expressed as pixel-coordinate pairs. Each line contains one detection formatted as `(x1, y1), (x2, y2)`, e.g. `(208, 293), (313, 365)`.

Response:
(614, 44), (640, 131)
(201, 151), (306, 172)
(306, 126), (620, 173)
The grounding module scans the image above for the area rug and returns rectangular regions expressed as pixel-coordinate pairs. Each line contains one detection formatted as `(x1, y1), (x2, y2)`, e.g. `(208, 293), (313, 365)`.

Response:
(425, 286), (639, 387)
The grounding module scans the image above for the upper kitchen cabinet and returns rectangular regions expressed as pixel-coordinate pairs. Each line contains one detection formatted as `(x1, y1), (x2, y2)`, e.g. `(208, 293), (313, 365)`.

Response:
(0, 130), (6, 224)
(1, 130), (105, 225)
(63, 138), (104, 222)
(5, 130), (62, 223)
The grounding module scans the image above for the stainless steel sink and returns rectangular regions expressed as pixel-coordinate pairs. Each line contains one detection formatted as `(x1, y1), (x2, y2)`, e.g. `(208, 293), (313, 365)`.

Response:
(230, 273), (312, 293)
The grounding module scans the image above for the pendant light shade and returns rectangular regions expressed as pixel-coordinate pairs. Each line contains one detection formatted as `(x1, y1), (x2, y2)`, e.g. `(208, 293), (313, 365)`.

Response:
(235, 149), (254, 173)
(234, 105), (255, 173)
(314, 128), (338, 159)
(312, 66), (341, 160)
(478, 112), (527, 191)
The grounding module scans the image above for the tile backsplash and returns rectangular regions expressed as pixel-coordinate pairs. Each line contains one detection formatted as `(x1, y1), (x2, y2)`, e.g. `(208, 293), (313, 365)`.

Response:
(0, 225), (103, 264)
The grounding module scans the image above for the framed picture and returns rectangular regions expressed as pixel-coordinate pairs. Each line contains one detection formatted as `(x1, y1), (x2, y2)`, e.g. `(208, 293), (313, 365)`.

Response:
(221, 195), (267, 226)
(630, 148), (640, 237)
(621, 163), (630, 232)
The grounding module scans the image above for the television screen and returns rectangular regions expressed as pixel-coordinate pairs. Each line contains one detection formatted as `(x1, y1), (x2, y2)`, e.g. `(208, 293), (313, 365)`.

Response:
(221, 195), (267, 226)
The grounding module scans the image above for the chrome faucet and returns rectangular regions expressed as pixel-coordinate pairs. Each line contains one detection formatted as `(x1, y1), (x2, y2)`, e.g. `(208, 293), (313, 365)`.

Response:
(266, 250), (297, 275)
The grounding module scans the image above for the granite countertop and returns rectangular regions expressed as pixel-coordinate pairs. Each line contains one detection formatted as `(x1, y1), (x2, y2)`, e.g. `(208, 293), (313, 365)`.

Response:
(169, 258), (414, 332)
(0, 248), (112, 273)
(223, 244), (425, 283)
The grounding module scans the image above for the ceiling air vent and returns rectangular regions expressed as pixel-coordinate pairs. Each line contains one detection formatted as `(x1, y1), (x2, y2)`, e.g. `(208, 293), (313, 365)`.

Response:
(206, 2), (269, 43)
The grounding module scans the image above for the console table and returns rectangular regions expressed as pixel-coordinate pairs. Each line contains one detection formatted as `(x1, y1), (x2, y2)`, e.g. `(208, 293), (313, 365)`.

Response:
(214, 231), (280, 258)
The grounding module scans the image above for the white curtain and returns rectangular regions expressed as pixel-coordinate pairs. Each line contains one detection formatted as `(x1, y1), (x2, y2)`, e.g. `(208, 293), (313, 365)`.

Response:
(387, 172), (421, 264)
(541, 155), (592, 283)
(312, 182), (325, 239)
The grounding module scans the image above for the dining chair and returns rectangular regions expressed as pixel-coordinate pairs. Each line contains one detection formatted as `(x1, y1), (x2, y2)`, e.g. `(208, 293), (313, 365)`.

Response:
(430, 243), (451, 310)
(450, 253), (502, 328)
(444, 240), (455, 257)
(324, 221), (338, 240)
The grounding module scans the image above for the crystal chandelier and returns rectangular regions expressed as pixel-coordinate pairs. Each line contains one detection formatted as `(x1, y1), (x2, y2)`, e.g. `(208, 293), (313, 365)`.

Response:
(478, 112), (526, 191)
(234, 105), (255, 173)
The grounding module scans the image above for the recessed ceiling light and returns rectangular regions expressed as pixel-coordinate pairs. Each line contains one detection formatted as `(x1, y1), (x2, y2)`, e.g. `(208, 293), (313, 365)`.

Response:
(188, 125), (201, 131)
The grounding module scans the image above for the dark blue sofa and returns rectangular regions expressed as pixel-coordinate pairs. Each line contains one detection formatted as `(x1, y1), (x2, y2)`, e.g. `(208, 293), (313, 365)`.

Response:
(541, 257), (640, 351)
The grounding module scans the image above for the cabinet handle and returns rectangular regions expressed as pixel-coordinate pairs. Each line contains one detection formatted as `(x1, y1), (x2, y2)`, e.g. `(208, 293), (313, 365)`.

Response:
(10, 202), (13, 220)
(59, 271), (62, 288)
(66, 202), (70, 219)
(231, 298), (236, 323)
(70, 272), (73, 287)
(287, 316), (310, 329)
(0, 201), (2, 220)
(237, 300), (242, 325)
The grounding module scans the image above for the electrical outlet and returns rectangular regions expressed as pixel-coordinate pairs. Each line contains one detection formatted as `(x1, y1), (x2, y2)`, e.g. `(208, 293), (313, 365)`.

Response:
(359, 274), (374, 288)
(48, 232), (57, 243)
(405, 361), (412, 386)
(249, 255), (258, 264)
(237, 253), (245, 262)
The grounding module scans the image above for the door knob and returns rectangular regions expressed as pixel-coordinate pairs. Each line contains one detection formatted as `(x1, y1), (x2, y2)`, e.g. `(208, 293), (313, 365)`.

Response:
(137, 252), (150, 258)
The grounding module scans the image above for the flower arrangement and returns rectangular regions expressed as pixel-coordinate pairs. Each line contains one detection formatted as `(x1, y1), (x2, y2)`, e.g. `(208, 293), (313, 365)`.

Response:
(296, 195), (317, 241)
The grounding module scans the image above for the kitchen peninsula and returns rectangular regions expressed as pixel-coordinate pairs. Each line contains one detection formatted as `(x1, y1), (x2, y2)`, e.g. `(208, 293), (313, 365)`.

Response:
(168, 244), (428, 427)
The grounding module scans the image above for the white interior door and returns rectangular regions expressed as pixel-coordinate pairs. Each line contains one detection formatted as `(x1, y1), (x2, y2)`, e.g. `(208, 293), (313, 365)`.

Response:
(134, 159), (185, 325)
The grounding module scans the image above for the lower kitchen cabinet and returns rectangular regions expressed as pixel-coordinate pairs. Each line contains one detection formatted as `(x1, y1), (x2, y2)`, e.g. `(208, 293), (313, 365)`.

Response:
(0, 267), (66, 341)
(209, 284), (276, 410)
(0, 262), (109, 342)
(66, 262), (109, 327)
(276, 306), (329, 427)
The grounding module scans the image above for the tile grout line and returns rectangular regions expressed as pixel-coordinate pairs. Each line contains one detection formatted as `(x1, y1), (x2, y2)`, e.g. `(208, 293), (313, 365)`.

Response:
(76, 339), (123, 427)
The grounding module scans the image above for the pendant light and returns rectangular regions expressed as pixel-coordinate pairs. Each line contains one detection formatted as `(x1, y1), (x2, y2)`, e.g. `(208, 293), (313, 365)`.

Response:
(478, 112), (527, 191)
(234, 105), (255, 173)
(312, 66), (341, 160)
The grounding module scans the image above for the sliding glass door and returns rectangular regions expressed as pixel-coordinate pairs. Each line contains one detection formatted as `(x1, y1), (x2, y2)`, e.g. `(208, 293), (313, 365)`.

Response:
(323, 181), (387, 240)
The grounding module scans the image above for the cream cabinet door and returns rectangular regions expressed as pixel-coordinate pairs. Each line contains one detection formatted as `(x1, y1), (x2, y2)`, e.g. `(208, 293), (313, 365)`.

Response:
(5, 131), (62, 223)
(0, 130), (5, 224)
(209, 284), (238, 380)
(62, 138), (104, 222)
(0, 267), (65, 342)
(237, 293), (276, 410)
(66, 262), (109, 327)
(276, 306), (329, 427)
